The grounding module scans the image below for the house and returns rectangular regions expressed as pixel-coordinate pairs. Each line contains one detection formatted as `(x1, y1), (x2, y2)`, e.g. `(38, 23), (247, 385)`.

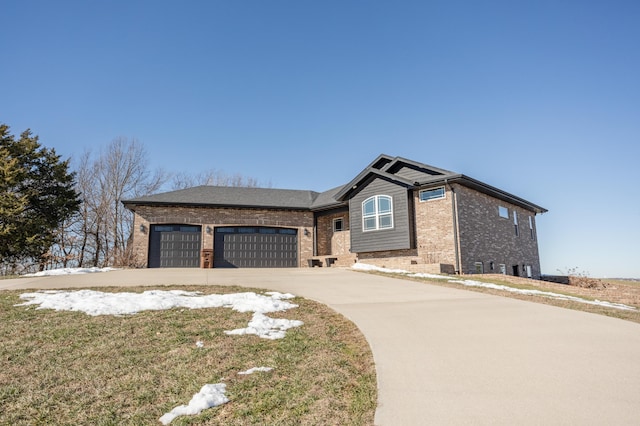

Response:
(122, 154), (547, 278)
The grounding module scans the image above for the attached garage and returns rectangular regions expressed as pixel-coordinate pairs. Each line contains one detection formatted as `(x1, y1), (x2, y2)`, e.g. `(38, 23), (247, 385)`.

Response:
(214, 227), (298, 268)
(148, 225), (202, 268)
(123, 186), (316, 269)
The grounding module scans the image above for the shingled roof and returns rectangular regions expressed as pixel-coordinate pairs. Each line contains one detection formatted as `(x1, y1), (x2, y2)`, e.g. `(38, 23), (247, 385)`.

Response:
(123, 186), (322, 210)
(123, 154), (547, 214)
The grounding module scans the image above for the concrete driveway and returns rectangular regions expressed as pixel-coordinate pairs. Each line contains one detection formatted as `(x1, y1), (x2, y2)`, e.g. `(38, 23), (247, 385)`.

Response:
(3, 268), (640, 425)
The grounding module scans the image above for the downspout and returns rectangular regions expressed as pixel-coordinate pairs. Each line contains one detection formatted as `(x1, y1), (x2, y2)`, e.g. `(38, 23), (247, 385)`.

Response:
(446, 180), (462, 274)
(313, 214), (318, 257)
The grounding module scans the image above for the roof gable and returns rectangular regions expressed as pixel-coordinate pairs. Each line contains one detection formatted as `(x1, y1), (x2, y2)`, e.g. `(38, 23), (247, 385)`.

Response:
(334, 155), (456, 201)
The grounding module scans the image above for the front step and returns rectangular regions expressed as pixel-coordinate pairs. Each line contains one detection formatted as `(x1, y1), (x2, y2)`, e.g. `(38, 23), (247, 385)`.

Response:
(307, 254), (357, 268)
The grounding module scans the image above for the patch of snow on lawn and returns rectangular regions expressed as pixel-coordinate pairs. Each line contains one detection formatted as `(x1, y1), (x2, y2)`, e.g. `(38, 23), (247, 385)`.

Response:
(353, 263), (637, 311)
(159, 383), (229, 425)
(16, 290), (298, 316)
(225, 312), (304, 340)
(23, 267), (118, 277)
(238, 366), (274, 375)
(352, 262), (411, 275)
(16, 290), (304, 339)
(444, 278), (638, 311)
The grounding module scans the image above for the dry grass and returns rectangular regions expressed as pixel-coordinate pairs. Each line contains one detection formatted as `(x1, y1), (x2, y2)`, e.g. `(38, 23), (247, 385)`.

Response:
(0, 285), (376, 425)
(365, 271), (640, 324)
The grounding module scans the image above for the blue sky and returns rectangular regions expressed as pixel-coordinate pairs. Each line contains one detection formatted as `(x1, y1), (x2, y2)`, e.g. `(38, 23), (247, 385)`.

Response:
(3, 1), (639, 277)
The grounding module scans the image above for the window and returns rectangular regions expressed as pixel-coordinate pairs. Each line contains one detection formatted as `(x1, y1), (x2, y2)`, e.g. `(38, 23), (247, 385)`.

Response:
(529, 216), (534, 239)
(217, 227), (236, 233)
(362, 195), (393, 231)
(526, 265), (533, 278)
(499, 206), (509, 218)
(333, 218), (344, 232)
(419, 187), (445, 202)
(499, 264), (506, 274)
(474, 262), (484, 274)
(514, 211), (519, 236)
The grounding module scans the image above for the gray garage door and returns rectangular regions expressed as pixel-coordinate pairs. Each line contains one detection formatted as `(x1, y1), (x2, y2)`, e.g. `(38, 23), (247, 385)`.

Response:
(214, 227), (298, 268)
(148, 225), (202, 268)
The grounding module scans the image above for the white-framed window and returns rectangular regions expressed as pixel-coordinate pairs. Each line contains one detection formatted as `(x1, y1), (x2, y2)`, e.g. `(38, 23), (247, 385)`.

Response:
(529, 216), (534, 239)
(514, 211), (519, 236)
(362, 195), (393, 231)
(474, 262), (484, 274)
(526, 265), (533, 278)
(498, 206), (509, 218)
(333, 217), (344, 232)
(419, 187), (445, 202)
(499, 264), (506, 274)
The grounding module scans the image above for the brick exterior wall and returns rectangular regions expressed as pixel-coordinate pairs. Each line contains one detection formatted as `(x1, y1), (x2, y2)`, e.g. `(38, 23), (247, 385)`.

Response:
(130, 205), (314, 267)
(413, 186), (457, 266)
(316, 210), (351, 256)
(350, 184), (542, 278)
(454, 184), (542, 279)
(128, 182), (543, 277)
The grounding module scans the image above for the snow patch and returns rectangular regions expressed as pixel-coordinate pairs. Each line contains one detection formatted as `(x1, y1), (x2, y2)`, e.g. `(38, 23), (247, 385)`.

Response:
(16, 290), (298, 316)
(353, 263), (638, 311)
(159, 383), (229, 425)
(225, 312), (304, 340)
(238, 366), (274, 375)
(16, 290), (304, 339)
(352, 262), (411, 275)
(23, 267), (118, 277)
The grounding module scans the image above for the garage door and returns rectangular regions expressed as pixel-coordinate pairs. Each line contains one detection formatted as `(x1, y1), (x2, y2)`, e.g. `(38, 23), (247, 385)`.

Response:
(148, 225), (202, 268)
(214, 227), (298, 268)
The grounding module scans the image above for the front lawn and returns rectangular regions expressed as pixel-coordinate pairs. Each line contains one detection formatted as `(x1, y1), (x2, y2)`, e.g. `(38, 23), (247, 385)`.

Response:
(0, 285), (376, 425)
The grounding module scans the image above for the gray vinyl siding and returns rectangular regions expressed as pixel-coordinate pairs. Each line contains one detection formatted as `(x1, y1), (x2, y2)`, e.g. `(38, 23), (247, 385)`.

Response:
(349, 177), (412, 253)
(393, 165), (432, 182)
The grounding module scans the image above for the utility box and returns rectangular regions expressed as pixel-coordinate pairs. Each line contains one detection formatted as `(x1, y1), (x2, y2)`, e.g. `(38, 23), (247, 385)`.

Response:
(201, 249), (213, 268)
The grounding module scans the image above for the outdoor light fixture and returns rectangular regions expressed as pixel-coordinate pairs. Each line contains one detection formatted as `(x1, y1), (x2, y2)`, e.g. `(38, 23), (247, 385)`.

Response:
(206, 226), (212, 234)
(304, 228), (310, 236)
(139, 224), (146, 233)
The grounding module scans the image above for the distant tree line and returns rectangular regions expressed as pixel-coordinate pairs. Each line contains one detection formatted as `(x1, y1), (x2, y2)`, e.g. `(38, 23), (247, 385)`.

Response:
(0, 124), (266, 275)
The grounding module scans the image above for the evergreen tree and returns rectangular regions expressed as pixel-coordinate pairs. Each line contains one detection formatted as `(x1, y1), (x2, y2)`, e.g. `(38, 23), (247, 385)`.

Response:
(0, 124), (80, 269)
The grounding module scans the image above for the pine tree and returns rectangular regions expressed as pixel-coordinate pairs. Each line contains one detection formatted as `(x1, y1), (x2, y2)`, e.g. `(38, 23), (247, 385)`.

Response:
(0, 145), (27, 259)
(0, 124), (81, 269)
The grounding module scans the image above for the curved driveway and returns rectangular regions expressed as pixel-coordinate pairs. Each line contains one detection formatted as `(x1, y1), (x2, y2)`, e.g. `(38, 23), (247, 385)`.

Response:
(3, 268), (640, 425)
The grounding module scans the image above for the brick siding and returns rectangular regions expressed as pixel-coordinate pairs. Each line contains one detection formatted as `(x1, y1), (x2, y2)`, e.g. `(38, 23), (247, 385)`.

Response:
(316, 211), (351, 256)
(454, 184), (542, 278)
(131, 205), (314, 267)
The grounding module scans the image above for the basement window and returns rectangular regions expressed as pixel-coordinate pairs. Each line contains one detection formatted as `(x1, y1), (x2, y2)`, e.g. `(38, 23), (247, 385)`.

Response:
(474, 262), (484, 274)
